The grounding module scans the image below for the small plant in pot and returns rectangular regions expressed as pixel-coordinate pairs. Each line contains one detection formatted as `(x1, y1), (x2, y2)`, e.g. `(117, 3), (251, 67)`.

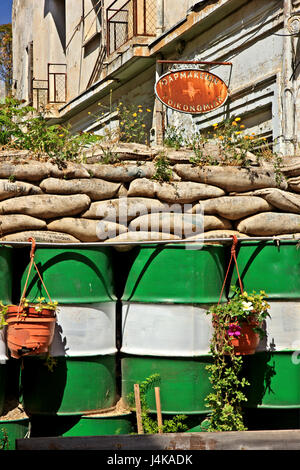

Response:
(205, 287), (270, 432)
(0, 297), (58, 360)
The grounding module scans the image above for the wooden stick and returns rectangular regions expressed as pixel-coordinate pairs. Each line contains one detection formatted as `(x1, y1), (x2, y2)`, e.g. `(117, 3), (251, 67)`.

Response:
(134, 384), (144, 434)
(155, 387), (163, 434)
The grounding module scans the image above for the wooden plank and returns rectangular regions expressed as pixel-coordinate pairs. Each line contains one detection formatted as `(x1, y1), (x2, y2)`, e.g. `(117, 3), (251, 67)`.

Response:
(16, 430), (300, 451)
(134, 383), (144, 435)
(155, 387), (163, 434)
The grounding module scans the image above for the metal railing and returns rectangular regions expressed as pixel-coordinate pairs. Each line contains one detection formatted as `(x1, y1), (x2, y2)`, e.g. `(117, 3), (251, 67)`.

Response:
(32, 63), (67, 110)
(107, 0), (156, 55)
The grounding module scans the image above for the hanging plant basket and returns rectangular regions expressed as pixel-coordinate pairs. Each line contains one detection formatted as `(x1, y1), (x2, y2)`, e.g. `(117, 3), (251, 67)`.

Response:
(1, 238), (58, 360)
(5, 304), (56, 359)
(227, 317), (261, 356)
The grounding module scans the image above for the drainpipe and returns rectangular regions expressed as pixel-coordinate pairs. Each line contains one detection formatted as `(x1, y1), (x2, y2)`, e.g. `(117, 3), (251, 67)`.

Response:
(282, 0), (295, 155)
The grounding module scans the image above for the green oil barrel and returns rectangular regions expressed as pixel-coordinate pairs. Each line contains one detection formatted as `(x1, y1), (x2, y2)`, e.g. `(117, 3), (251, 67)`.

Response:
(0, 363), (6, 416)
(20, 247), (116, 303)
(243, 351), (300, 408)
(230, 241), (300, 299)
(122, 244), (227, 304)
(0, 247), (13, 304)
(30, 413), (134, 437)
(21, 355), (117, 415)
(121, 355), (212, 415)
(0, 418), (29, 450)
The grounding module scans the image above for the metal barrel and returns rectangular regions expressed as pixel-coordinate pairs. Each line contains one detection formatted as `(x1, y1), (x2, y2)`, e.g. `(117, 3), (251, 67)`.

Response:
(121, 244), (226, 414)
(0, 247), (13, 417)
(243, 300), (300, 409)
(229, 240), (300, 299)
(0, 247), (13, 305)
(20, 247), (116, 303)
(20, 247), (118, 416)
(30, 413), (134, 437)
(122, 244), (227, 304)
(0, 418), (29, 451)
(229, 241), (300, 417)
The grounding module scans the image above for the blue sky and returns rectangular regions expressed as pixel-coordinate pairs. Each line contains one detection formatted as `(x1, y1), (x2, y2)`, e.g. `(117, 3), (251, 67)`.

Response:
(0, 0), (12, 25)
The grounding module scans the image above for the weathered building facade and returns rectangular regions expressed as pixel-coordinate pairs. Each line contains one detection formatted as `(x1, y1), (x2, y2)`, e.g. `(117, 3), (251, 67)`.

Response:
(12, 0), (300, 155)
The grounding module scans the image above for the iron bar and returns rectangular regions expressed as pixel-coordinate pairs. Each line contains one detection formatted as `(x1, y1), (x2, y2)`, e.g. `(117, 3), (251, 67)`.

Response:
(0, 236), (296, 248)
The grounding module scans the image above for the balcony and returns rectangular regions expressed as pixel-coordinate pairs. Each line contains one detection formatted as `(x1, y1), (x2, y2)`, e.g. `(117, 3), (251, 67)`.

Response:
(107, 0), (156, 56)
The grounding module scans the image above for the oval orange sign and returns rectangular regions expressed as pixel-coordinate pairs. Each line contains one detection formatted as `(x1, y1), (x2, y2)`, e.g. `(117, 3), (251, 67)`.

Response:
(155, 69), (228, 114)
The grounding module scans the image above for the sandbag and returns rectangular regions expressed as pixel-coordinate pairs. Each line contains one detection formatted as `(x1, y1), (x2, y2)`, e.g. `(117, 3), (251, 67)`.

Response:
(236, 212), (300, 236)
(0, 214), (46, 235)
(245, 188), (300, 213)
(0, 230), (80, 243)
(81, 197), (170, 222)
(193, 196), (273, 220)
(174, 165), (288, 192)
(84, 162), (156, 182)
(104, 231), (181, 252)
(40, 178), (121, 201)
(128, 212), (231, 237)
(0, 162), (52, 182)
(0, 180), (42, 201)
(47, 217), (128, 242)
(128, 178), (225, 202)
(0, 194), (91, 219)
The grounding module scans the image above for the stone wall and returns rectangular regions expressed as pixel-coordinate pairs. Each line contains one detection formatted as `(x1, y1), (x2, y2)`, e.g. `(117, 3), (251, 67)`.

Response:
(1, 145), (300, 246)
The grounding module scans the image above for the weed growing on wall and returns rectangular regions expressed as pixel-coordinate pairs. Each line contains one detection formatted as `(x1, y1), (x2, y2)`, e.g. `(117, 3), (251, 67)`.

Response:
(152, 153), (173, 182)
(96, 95), (152, 145)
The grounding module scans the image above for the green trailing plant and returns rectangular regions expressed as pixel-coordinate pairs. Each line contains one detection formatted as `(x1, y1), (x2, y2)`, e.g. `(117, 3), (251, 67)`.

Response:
(128, 374), (188, 434)
(152, 153), (173, 182)
(0, 301), (8, 329)
(205, 288), (270, 432)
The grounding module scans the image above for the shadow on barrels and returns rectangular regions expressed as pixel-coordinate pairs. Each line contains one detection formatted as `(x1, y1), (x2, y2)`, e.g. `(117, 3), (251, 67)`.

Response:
(30, 414), (80, 437)
(22, 250), (114, 301)
(21, 356), (67, 415)
(242, 351), (276, 407)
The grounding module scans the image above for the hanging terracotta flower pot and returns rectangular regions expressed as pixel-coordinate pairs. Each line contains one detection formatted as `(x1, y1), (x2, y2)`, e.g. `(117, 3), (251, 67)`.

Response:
(5, 304), (57, 359)
(226, 317), (261, 356)
(0, 238), (58, 360)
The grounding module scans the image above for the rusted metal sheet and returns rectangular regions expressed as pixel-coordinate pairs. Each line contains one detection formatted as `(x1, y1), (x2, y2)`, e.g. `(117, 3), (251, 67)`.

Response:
(155, 69), (228, 114)
(16, 430), (300, 450)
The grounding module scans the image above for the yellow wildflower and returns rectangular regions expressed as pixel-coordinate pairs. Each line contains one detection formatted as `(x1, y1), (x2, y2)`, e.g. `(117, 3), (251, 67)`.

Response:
(139, 109), (143, 113)
(146, 109), (151, 112)
(138, 105), (142, 108)
(133, 113), (137, 117)
(218, 136), (224, 140)
(213, 123), (218, 127)
(240, 125), (245, 129)
(235, 131), (242, 135)
(232, 121), (237, 126)
(235, 117), (241, 122)
(142, 124), (146, 128)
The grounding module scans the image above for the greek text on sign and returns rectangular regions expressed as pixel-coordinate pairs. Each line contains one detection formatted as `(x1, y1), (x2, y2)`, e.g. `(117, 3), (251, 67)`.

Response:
(155, 69), (228, 114)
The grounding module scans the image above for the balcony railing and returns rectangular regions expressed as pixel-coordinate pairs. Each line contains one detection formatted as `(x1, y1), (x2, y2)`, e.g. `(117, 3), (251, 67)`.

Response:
(32, 63), (67, 110)
(107, 0), (156, 56)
